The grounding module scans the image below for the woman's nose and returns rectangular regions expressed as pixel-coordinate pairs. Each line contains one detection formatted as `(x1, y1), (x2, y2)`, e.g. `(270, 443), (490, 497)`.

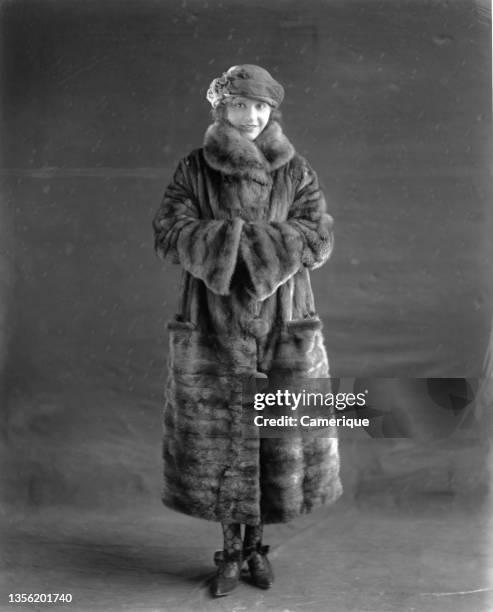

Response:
(245, 106), (257, 121)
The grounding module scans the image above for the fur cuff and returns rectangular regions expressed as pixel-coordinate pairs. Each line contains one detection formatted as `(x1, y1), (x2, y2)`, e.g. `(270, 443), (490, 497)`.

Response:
(177, 216), (244, 295)
(238, 221), (304, 301)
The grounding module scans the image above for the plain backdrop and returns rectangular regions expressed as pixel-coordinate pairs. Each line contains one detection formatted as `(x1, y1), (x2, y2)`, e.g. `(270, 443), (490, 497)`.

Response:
(0, 0), (492, 516)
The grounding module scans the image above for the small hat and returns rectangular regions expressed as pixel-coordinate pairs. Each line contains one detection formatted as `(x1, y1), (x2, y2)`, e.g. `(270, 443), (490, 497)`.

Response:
(206, 65), (284, 108)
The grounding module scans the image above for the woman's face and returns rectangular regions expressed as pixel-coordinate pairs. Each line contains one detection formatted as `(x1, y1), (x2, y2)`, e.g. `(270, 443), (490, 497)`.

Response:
(224, 96), (272, 140)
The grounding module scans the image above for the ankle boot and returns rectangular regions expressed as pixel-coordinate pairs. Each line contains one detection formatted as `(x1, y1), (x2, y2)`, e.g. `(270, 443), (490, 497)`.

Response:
(210, 549), (243, 597)
(244, 542), (274, 589)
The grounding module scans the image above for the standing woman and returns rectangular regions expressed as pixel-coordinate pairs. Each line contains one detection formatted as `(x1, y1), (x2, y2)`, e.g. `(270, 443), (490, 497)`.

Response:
(153, 65), (342, 597)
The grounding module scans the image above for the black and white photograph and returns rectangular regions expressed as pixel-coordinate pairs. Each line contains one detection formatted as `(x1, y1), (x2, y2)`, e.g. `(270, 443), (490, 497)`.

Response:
(1, 1), (492, 611)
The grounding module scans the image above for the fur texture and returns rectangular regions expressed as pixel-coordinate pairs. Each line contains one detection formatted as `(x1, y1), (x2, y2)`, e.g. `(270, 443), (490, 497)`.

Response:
(153, 120), (341, 524)
(163, 314), (341, 524)
(203, 120), (295, 184)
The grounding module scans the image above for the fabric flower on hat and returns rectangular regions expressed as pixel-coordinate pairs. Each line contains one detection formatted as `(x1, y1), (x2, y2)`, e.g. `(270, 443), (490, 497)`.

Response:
(206, 71), (234, 108)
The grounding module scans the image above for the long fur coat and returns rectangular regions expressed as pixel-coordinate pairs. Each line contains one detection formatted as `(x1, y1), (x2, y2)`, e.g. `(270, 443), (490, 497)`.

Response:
(153, 119), (342, 525)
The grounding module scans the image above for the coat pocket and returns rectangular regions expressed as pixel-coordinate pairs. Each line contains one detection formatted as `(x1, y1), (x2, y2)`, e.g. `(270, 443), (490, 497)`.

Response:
(167, 316), (221, 376)
(286, 317), (324, 353)
(166, 315), (257, 376)
(271, 317), (328, 377)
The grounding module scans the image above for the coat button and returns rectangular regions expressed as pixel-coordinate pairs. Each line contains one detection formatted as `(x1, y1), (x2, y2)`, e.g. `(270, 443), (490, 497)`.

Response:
(247, 318), (269, 338)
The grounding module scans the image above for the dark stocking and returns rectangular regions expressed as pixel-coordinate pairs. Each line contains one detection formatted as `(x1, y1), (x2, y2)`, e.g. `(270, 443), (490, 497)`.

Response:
(243, 523), (264, 551)
(221, 522), (242, 556)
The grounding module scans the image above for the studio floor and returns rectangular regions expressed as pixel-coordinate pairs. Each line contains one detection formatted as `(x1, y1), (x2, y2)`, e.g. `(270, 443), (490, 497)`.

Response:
(2, 497), (491, 612)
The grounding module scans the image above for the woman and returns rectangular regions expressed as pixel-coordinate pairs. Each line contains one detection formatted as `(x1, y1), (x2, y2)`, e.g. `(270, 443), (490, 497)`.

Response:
(152, 65), (342, 597)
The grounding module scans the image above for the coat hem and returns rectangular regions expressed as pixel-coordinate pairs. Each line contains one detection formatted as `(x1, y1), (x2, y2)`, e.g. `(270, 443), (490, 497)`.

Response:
(161, 478), (343, 525)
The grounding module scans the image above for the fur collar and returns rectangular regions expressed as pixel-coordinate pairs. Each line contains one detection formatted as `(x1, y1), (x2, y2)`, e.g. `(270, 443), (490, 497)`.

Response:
(203, 120), (295, 184)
